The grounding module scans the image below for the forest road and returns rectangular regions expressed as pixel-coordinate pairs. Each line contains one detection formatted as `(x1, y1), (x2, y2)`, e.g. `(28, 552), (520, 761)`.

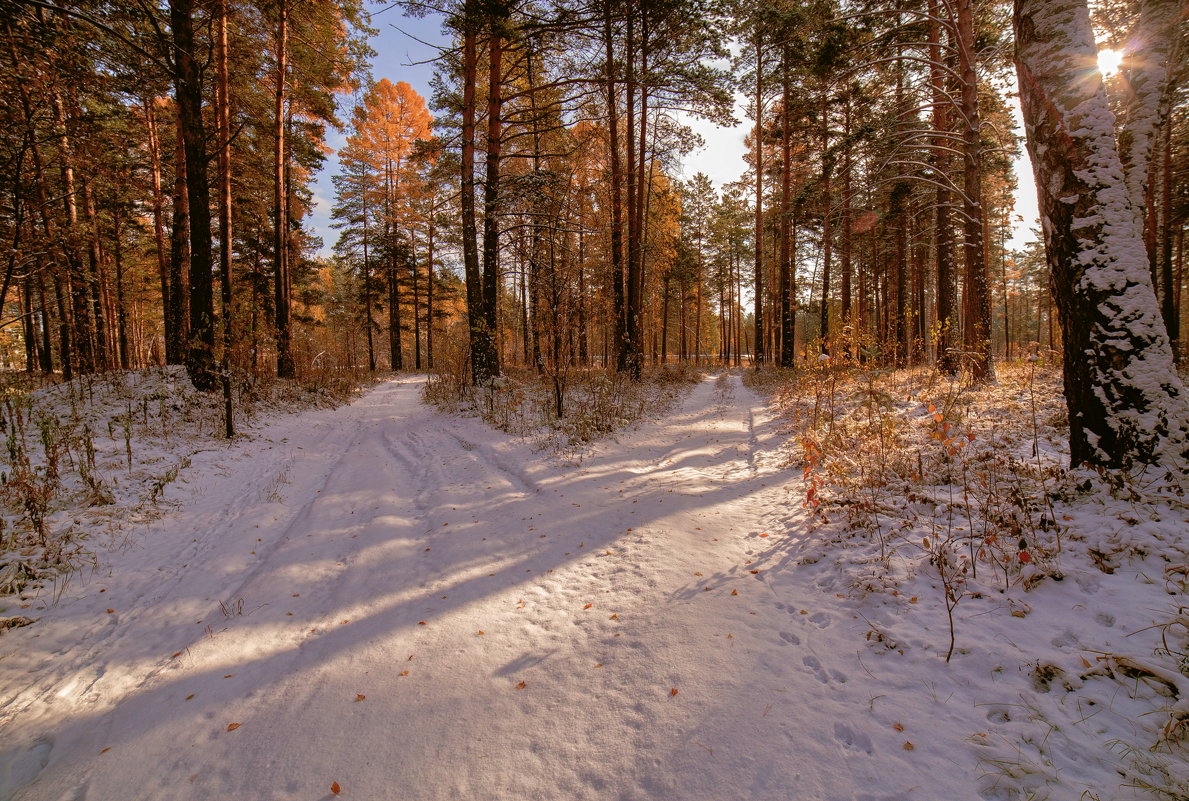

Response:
(0, 372), (888, 801)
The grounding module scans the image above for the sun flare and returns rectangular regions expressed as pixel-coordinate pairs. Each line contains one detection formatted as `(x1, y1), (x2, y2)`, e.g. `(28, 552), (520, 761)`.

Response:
(1097, 48), (1124, 77)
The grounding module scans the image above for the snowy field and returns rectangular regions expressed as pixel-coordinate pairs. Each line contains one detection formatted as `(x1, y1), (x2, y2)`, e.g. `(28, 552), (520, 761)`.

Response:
(1, 371), (1185, 801)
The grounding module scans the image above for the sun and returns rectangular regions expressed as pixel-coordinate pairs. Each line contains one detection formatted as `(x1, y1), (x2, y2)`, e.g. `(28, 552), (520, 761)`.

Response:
(1097, 48), (1124, 77)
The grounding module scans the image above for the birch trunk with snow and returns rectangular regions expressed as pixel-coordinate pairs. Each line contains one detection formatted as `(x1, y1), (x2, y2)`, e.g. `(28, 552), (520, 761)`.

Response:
(1014, 0), (1188, 469)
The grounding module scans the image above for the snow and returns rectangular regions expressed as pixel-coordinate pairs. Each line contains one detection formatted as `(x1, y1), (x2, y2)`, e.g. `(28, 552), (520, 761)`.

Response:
(1, 370), (1186, 800)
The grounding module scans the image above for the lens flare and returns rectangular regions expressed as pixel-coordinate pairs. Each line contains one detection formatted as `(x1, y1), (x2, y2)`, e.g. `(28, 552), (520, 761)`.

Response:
(1097, 48), (1123, 77)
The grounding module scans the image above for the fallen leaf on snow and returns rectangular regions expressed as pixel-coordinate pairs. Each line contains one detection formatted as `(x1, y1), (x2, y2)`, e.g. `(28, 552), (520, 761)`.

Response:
(749, 570), (761, 574)
(331, 781), (341, 795)
(100, 747), (110, 754)
(893, 722), (904, 732)
(670, 688), (679, 697)
(903, 741), (914, 751)
(609, 613), (618, 620)
(583, 603), (592, 609)
(226, 723), (241, 732)
(171, 651), (182, 658)
(516, 681), (526, 690)
(355, 694), (366, 702)
(399, 670), (409, 676)
(730, 589), (738, 596)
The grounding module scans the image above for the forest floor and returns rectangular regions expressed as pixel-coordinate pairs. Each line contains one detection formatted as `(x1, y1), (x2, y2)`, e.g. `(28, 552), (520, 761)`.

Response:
(0, 367), (1186, 801)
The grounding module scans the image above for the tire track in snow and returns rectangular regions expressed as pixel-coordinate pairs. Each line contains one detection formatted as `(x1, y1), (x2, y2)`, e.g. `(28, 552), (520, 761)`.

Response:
(2, 372), (853, 801)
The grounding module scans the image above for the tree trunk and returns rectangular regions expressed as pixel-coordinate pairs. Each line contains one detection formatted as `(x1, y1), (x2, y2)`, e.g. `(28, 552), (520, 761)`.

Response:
(625, 16), (648, 380)
(778, 48), (794, 368)
(1014, 0), (1188, 467)
(49, 92), (94, 375)
(272, 0), (294, 379)
(753, 29), (766, 368)
(1116, 0), (1181, 237)
(930, 0), (958, 374)
(385, 163), (403, 371)
(143, 98), (173, 365)
(80, 179), (110, 370)
(171, 0), (216, 390)
(957, 0), (993, 382)
(621, 11), (639, 376)
(479, 19), (504, 379)
(362, 207), (376, 371)
(169, 100), (190, 366)
(426, 217), (435, 369)
(604, 0), (628, 374)
(459, 3), (495, 383)
(412, 237), (422, 371)
(819, 89), (832, 355)
(113, 215), (129, 368)
(216, 0), (235, 434)
(35, 269), (53, 373)
(1159, 105), (1177, 356)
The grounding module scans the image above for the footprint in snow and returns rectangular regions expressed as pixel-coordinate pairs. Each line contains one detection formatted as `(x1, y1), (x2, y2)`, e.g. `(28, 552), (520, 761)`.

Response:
(834, 722), (875, 755)
(802, 654), (830, 684)
(985, 706), (1012, 724)
(0, 736), (54, 790)
(778, 631), (801, 646)
(808, 611), (831, 628)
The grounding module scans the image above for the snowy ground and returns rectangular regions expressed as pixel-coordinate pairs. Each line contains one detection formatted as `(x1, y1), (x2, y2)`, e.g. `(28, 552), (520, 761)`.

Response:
(0, 372), (1185, 801)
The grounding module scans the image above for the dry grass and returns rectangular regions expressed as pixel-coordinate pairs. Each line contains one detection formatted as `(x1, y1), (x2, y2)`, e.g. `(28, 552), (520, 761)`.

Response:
(424, 362), (700, 459)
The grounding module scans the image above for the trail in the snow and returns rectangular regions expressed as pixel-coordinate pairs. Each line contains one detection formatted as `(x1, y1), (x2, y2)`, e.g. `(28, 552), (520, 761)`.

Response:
(0, 374), (959, 801)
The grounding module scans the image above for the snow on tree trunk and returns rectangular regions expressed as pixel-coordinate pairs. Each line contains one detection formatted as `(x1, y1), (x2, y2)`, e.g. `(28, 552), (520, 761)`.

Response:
(1115, 0), (1181, 235)
(1014, 0), (1188, 469)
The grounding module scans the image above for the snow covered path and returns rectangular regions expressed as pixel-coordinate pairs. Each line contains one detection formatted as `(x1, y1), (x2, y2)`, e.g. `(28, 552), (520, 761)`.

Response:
(3, 374), (952, 801)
